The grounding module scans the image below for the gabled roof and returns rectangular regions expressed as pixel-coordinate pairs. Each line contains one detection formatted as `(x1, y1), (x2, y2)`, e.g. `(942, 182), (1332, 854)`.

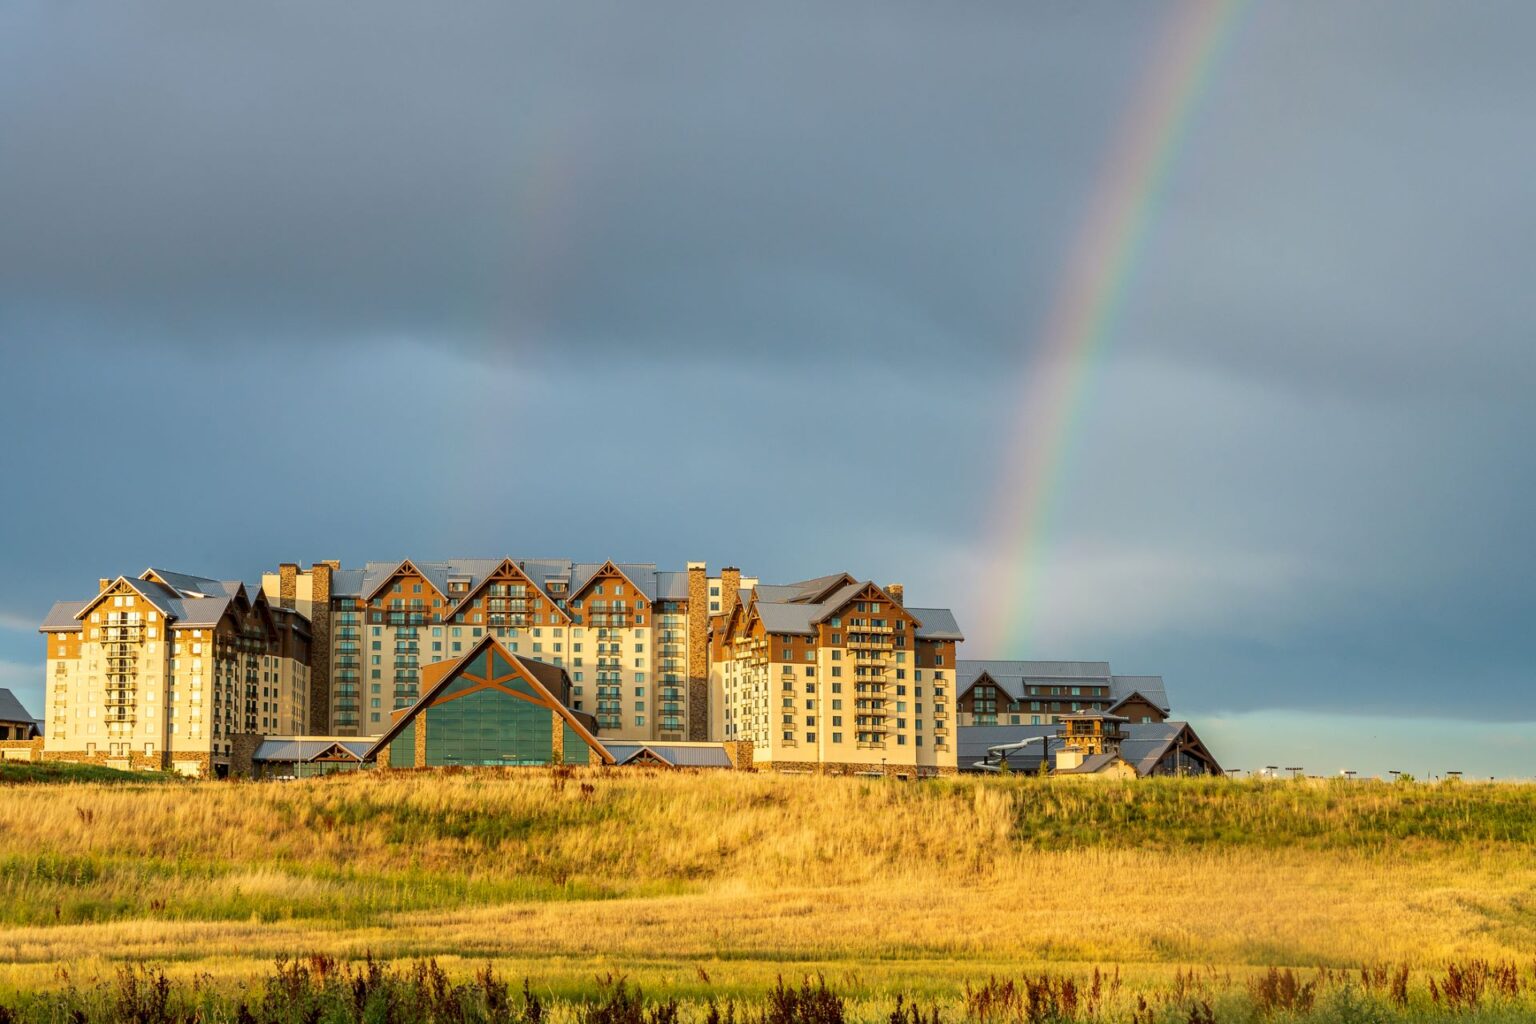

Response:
(1055, 752), (1133, 775)
(602, 742), (734, 768)
(362, 635), (614, 765)
(252, 738), (373, 763)
(610, 745), (673, 766)
(956, 661), (1171, 709)
(787, 573), (859, 604)
(362, 559), (449, 602)
(569, 560), (656, 603)
(74, 576), (187, 622)
(1107, 690), (1168, 717)
(1117, 721), (1221, 777)
(1110, 675), (1171, 712)
(0, 688), (36, 726)
(441, 557), (535, 619)
(807, 581), (921, 626)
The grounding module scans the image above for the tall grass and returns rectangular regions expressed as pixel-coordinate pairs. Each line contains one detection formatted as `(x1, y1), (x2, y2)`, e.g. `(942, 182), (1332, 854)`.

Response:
(0, 770), (1533, 998)
(8, 957), (1536, 1024)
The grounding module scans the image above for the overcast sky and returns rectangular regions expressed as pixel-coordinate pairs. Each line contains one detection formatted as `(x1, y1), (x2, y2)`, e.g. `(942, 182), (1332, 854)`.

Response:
(2, 2), (1532, 776)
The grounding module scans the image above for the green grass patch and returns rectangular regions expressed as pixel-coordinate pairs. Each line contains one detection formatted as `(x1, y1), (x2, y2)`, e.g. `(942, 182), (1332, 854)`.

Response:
(0, 761), (179, 785)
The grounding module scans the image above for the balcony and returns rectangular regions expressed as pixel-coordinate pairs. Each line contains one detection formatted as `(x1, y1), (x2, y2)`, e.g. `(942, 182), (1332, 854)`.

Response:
(486, 599), (531, 613)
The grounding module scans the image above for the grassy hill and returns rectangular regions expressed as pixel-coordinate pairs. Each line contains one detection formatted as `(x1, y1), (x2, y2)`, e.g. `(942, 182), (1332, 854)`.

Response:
(1, 769), (1533, 1021)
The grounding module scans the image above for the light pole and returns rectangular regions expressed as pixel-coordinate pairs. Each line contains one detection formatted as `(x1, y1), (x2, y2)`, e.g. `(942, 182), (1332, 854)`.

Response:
(1286, 766), (1303, 780)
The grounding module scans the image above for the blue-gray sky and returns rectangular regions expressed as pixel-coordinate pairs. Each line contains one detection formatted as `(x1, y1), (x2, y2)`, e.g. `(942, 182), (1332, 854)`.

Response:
(2, 2), (1532, 776)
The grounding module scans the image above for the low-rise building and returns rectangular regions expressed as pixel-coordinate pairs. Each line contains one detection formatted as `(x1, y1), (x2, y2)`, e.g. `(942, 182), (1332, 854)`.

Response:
(955, 660), (1170, 727)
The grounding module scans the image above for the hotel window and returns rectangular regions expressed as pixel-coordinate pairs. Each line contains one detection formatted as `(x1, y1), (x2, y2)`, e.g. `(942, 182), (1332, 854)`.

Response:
(832, 732), (842, 743)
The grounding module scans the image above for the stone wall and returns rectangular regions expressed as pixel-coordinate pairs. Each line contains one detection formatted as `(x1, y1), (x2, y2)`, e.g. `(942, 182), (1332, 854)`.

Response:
(278, 563), (298, 609)
(759, 759), (956, 779)
(42, 748), (173, 772)
(229, 733), (264, 778)
(721, 739), (754, 770)
(0, 737), (44, 763)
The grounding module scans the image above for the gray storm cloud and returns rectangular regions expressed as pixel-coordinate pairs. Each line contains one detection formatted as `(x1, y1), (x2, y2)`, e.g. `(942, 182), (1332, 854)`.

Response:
(1, 1), (1533, 744)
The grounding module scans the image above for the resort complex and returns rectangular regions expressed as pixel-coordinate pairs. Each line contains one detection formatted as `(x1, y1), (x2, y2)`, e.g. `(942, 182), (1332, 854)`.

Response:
(14, 558), (1222, 779)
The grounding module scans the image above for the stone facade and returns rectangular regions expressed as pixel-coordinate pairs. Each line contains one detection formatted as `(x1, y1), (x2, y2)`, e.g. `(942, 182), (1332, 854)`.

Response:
(308, 562), (334, 734)
(0, 737), (44, 762)
(229, 732), (264, 778)
(758, 759), (956, 779)
(686, 563), (709, 741)
(43, 748), (166, 772)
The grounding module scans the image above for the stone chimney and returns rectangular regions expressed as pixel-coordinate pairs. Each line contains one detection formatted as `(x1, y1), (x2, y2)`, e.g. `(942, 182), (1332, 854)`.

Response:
(278, 563), (298, 609)
(685, 562), (709, 741)
(98, 578), (111, 592)
(307, 561), (334, 735)
(721, 566), (741, 621)
(887, 583), (904, 606)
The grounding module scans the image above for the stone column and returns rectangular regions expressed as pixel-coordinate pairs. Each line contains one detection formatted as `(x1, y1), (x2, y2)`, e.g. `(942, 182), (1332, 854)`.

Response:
(278, 563), (298, 609)
(308, 562), (334, 735)
(686, 562), (709, 741)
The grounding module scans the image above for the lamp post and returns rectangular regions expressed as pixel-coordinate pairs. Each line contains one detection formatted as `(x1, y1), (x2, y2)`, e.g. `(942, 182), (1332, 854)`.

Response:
(1286, 766), (1303, 780)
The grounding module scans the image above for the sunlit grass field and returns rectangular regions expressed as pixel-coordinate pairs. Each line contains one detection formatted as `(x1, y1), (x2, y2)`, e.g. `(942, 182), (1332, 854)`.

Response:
(2, 766), (1535, 1020)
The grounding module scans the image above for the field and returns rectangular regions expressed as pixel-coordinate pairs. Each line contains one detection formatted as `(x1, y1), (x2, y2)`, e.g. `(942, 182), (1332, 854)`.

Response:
(2, 767), (1536, 1022)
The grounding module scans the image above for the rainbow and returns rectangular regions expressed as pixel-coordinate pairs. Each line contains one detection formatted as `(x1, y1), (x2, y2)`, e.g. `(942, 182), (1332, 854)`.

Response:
(982, 0), (1248, 653)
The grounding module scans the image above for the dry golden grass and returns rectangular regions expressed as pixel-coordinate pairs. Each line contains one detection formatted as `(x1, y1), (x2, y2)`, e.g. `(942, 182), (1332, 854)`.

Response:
(1, 769), (1532, 1000)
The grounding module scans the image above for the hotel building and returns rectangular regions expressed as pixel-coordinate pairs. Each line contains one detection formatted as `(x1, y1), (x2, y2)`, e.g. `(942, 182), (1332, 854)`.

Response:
(39, 570), (311, 776)
(711, 573), (964, 776)
(259, 559), (755, 741)
(37, 559), (965, 776)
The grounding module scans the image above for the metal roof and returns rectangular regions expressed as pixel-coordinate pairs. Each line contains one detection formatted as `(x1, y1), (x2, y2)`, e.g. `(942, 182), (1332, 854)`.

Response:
(958, 660), (1114, 687)
(172, 596), (235, 628)
(756, 602), (817, 635)
(40, 600), (88, 632)
(603, 743), (734, 767)
(1117, 722), (1185, 775)
(957, 662), (1174, 712)
(0, 688), (36, 725)
(1110, 675), (1171, 712)
(253, 738), (372, 762)
(1055, 752), (1128, 775)
(907, 607), (964, 641)
(957, 724), (1057, 768)
(142, 568), (231, 599)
